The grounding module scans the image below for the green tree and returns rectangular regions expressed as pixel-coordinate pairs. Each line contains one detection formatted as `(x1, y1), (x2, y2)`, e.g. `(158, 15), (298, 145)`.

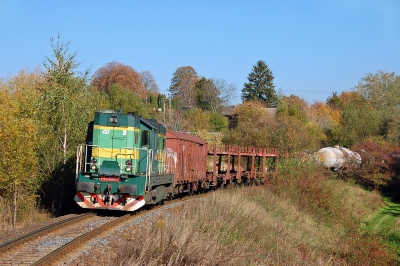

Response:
(276, 95), (308, 123)
(39, 34), (95, 215)
(108, 84), (149, 118)
(209, 112), (229, 132)
(325, 92), (380, 148)
(242, 60), (278, 107)
(326, 91), (342, 110)
(40, 34), (91, 164)
(355, 71), (399, 111)
(271, 115), (318, 153)
(194, 77), (221, 112)
(354, 71), (400, 144)
(223, 101), (276, 147)
(194, 77), (235, 113)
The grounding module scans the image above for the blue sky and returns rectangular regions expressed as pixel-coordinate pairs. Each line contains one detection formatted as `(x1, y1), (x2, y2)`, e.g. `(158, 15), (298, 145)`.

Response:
(1, 1), (399, 105)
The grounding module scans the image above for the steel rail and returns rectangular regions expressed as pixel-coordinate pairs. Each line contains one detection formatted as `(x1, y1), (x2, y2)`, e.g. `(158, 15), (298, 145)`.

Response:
(32, 213), (133, 266)
(0, 213), (94, 253)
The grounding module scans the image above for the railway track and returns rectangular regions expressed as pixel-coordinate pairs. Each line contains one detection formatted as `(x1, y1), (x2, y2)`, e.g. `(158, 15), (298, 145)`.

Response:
(0, 212), (124, 266)
(0, 195), (204, 266)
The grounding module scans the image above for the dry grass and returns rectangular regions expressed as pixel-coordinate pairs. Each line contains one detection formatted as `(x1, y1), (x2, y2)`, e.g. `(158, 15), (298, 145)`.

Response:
(0, 197), (51, 233)
(107, 165), (395, 266)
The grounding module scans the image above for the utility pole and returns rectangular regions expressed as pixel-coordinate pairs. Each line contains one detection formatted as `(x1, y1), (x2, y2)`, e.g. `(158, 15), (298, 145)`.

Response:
(161, 95), (170, 125)
(163, 99), (166, 125)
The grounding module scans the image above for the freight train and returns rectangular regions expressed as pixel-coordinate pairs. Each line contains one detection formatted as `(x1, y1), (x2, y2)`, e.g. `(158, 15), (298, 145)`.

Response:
(75, 110), (278, 211)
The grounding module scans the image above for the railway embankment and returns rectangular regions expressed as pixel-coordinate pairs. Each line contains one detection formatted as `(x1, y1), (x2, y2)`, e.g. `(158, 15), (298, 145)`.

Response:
(63, 163), (399, 265)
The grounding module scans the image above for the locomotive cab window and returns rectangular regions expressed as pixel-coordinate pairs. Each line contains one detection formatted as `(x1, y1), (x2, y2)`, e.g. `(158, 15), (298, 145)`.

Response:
(141, 130), (150, 148)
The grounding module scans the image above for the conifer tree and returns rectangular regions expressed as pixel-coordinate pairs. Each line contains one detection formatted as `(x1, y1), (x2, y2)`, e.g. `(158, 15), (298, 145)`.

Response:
(242, 60), (278, 107)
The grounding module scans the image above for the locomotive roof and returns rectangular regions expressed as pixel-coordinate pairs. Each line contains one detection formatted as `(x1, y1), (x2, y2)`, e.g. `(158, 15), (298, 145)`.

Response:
(166, 130), (207, 145)
(139, 117), (167, 134)
(93, 111), (166, 134)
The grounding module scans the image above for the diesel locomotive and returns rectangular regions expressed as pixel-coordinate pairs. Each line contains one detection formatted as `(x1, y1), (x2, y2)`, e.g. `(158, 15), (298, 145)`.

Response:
(75, 110), (278, 212)
(75, 110), (206, 211)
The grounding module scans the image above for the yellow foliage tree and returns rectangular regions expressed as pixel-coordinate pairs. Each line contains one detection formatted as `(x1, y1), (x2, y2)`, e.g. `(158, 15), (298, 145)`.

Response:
(0, 76), (40, 229)
(184, 108), (211, 132)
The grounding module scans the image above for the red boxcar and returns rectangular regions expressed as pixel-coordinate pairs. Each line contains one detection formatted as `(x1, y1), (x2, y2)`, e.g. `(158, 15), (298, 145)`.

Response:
(166, 131), (208, 192)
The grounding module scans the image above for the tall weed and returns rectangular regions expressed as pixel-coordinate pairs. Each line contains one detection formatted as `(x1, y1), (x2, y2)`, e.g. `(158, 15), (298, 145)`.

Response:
(0, 195), (51, 232)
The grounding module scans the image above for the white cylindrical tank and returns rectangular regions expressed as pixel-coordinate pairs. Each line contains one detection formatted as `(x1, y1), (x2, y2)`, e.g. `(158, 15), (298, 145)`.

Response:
(317, 146), (361, 172)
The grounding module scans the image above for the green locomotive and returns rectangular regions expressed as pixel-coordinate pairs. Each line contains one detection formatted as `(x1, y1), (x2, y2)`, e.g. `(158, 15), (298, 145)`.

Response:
(75, 110), (175, 211)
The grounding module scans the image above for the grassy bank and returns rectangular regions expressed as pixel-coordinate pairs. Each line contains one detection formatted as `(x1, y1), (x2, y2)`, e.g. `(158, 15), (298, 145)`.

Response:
(366, 199), (400, 258)
(0, 197), (51, 232)
(110, 161), (396, 265)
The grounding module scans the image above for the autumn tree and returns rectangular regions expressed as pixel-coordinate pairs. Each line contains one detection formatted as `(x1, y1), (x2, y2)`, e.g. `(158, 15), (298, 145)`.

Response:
(184, 108), (229, 133)
(184, 108), (212, 132)
(308, 102), (339, 132)
(272, 115), (321, 153)
(169, 66), (198, 109)
(274, 95), (325, 151)
(242, 60), (278, 107)
(355, 71), (399, 111)
(0, 71), (41, 229)
(91, 61), (144, 97)
(223, 101), (277, 147)
(325, 92), (380, 147)
(276, 95), (308, 123)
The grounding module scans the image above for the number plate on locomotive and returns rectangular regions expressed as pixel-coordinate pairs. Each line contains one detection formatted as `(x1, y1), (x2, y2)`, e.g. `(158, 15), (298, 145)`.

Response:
(99, 177), (120, 182)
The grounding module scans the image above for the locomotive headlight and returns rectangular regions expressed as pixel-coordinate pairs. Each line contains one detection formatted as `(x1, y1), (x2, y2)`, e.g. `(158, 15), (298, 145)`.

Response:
(90, 158), (98, 171)
(109, 115), (118, 125)
(125, 160), (132, 172)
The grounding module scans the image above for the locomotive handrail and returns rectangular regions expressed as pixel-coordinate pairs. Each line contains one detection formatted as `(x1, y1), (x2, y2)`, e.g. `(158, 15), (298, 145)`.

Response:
(117, 147), (142, 175)
(117, 147), (157, 178)
(157, 150), (166, 174)
(76, 144), (100, 176)
(75, 145), (83, 183)
(146, 149), (153, 191)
